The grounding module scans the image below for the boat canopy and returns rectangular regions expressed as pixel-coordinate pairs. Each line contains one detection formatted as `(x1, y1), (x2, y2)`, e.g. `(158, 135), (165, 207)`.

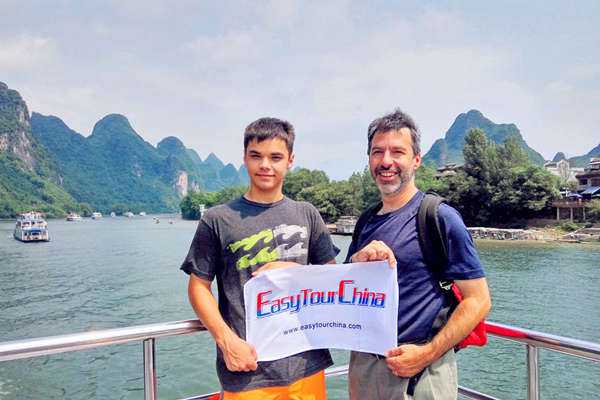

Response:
(581, 186), (600, 195)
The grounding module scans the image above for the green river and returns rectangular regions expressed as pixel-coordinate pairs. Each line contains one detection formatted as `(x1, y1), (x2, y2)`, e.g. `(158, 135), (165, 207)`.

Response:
(0, 216), (598, 399)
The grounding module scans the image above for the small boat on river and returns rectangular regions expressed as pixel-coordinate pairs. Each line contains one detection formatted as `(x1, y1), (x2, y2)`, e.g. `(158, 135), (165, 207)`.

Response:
(66, 212), (83, 221)
(13, 212), (50, 242)
(91, 212), (102, 219)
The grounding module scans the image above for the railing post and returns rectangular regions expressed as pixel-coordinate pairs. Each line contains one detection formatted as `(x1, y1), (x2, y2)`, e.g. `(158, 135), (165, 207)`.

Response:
(527, 344), (539, 400)
(143, 338), (157, 400)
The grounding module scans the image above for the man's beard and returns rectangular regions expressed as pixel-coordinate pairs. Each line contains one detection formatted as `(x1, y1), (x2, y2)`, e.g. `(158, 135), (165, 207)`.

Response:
(371, 165), (414, 195)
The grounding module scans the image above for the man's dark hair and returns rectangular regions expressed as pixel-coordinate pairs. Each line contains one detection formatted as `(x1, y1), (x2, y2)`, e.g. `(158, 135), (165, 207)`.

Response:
(244, 117), (295, 155)
(367, 109), (421, 156)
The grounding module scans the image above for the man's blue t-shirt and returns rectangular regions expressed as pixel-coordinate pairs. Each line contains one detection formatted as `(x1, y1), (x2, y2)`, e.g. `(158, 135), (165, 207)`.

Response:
(345, 191), (485, 344)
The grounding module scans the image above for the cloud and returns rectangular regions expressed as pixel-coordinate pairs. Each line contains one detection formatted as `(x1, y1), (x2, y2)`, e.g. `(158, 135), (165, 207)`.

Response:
(0, 35), (57, 71)
(568, 64), (600, 81)
(183, 31), (263, 68)
(2, 1), (597, 179)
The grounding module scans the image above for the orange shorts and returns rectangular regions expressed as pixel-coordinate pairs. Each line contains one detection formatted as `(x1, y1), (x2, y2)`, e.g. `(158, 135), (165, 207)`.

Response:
(221, 370), (327, 400)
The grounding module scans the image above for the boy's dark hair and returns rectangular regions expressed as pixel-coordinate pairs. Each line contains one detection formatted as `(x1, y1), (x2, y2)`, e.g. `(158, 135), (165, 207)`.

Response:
(244, 117), (295, 156)
(367, 108), (421, 156)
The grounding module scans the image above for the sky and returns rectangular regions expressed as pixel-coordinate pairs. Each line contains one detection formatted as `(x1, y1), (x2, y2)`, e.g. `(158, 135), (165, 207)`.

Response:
(1, 0), (598, 180)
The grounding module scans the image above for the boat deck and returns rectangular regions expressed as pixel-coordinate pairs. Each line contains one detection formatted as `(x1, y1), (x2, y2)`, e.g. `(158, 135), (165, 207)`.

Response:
(1, 320), (598, 400)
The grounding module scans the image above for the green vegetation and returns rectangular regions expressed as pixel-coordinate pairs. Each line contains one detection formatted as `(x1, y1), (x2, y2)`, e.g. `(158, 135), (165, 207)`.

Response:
(180, 186), (248, 219)
(586, 199), (600, 222)
(442, 130), (559, 226)
(0, 153), (82, 218)
(0, 82), (88, 218)
(28, 113), (250, 215)
(182, 129), (561, 227)
(559, 221), (582, 232)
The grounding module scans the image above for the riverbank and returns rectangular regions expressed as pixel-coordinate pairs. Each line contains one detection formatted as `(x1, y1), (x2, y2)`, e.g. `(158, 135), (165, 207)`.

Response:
(470, 225), (600, 243)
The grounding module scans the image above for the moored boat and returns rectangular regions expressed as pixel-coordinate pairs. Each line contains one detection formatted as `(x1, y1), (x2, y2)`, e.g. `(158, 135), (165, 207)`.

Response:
(333, 215), (358, 235)
(13, 212), (50, 242)
(91, 212), (102, 219)
(124, 211), (134, 218)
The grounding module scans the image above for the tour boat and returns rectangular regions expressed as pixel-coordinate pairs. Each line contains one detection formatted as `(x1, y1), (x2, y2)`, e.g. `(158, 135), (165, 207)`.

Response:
(66, 212), (83, 221)
(13, 212), (50, 242)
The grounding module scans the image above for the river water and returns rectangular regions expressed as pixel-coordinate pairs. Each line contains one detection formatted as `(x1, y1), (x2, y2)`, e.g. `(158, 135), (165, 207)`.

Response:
(0, 216), (598, 399)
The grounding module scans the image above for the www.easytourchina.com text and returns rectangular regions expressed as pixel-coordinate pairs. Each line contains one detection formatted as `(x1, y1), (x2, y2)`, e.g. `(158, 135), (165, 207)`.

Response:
(283, 321), (362, 335)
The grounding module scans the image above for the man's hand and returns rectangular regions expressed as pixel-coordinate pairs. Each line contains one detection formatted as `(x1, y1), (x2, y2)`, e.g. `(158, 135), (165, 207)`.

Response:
(385, 343), (432, 377)
(219, 333), (259, 372)
(252, 261), (301, 276)
(349, 240), (397, 268)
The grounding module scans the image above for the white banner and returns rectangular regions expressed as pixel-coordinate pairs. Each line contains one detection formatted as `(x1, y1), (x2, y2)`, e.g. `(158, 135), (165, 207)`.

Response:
(244, 261), (398, 361)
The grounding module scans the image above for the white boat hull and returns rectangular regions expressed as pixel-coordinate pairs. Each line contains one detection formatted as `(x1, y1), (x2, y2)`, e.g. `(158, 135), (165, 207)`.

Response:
(13, 227), (50, 242)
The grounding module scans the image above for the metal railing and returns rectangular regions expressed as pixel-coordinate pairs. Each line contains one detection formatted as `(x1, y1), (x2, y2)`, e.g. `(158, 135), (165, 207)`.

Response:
(1, 320), (599, 400)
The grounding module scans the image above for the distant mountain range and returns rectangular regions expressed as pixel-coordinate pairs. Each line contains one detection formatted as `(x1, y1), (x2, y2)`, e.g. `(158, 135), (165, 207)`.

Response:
(1, 81), (598, 217)
(422, 109), (599, 169)
(560, 143), (600, 168)
(0, 81), (248, 216)
(29, 112), (250, 212)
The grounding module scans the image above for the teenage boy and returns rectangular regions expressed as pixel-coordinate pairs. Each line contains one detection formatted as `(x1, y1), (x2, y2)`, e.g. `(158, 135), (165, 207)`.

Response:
(346, 109), (491, 399)
(181, 117), (339, 399)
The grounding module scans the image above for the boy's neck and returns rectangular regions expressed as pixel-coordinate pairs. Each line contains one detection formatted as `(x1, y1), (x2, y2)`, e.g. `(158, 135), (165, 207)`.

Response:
(244, 186), (284, 204)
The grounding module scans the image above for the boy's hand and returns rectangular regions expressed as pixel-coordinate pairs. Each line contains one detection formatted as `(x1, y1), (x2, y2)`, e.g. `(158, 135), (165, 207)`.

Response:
(252, 261), (301, 276)
(220, 334), (258, 372)
(349, 240), (397, 268)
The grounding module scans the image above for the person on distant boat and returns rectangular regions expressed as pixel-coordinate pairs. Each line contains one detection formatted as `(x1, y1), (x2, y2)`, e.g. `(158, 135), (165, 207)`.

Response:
(181, 117), (339, 399)
(345, 109), (491, 400)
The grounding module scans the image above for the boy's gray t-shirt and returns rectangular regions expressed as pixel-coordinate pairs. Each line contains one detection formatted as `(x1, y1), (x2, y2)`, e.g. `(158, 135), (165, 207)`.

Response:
(181, 196), (339, 392)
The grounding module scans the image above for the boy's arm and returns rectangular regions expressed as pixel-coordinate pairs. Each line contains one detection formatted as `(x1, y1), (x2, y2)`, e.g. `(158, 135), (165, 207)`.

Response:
(188, 273), (258, 372)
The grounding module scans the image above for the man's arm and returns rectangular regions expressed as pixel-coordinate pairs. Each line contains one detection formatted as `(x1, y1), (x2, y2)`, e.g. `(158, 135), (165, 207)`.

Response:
(188, 273), (258, 372)
(385, 277), (491, 377)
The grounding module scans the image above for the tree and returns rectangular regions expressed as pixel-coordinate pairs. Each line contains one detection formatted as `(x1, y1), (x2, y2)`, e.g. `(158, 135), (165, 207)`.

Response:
(415, 164), (448, 194)
(297, 181), (360, 222)
(180, 186), (249, 220)
(586, 199), (600, 222)
(498, 136), (529, 169)
(443, 129), (560, 226)
(283, 168), (329, 199)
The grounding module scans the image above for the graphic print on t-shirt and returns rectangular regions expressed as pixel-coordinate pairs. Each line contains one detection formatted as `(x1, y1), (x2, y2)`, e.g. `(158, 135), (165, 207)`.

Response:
(227, 224), (308, 270)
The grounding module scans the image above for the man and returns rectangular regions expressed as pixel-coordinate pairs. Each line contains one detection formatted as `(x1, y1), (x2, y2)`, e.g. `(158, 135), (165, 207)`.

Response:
(346, 109), (491, 399)
(181, 117), (339, 399)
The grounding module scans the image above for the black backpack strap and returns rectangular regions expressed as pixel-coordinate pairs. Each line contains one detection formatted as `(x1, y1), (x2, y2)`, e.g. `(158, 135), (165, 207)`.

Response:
(350, 201), (382, 252)
(417, 193), (455, 347)
(417, 193), (448, 282)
